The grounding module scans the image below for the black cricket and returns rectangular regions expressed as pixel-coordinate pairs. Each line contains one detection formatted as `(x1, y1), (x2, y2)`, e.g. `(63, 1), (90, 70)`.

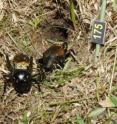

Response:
(2, 53), (41, 96)
(37, 42), (78, 72)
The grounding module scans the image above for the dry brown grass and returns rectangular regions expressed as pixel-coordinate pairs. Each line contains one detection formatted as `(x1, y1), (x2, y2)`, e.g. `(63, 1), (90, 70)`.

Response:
(0, 0), (117, 124)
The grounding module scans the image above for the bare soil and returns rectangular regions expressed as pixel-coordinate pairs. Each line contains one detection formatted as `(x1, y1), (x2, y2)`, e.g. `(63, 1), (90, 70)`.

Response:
(0, 0), (117, 124)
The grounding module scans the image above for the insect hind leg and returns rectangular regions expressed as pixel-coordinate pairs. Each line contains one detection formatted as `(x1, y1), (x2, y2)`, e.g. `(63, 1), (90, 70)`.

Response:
(27, 56), (33, 73)
(5, 54), (13, 72)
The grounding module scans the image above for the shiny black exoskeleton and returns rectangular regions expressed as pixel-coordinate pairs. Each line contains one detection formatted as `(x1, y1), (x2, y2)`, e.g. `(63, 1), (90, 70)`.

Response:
(12, 69), (32, 94)
(37, 42), (77, 72)
(2, 53), (34, 95)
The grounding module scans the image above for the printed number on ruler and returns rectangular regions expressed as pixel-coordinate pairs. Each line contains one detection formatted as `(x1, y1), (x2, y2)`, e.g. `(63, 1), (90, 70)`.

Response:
(92, 20), (106, 45)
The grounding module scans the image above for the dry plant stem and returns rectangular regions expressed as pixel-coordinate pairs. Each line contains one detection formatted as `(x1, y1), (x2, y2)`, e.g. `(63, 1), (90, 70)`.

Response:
(96, 76), (100, 101)
(109, 45), (117, 95)
(69, 0), (75, 28)
(113, 0), (117, 11)
(95, 44), (100, 61)
(95, 0), (107, 62)
(49, 97), (91, 107)
(6, 32), (18, 48)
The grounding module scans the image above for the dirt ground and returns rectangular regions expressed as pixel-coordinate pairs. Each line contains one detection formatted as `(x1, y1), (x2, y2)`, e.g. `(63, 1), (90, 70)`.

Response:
(0, 0), (117, 124)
